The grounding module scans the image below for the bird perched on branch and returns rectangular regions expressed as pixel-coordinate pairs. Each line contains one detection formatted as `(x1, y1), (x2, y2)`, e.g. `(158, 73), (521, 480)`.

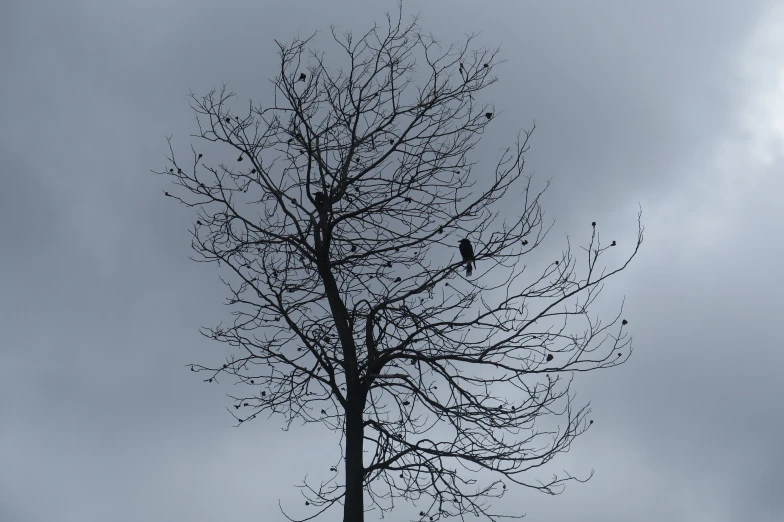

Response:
(314, 192), (326, 209)
(458, 239), (476, 276)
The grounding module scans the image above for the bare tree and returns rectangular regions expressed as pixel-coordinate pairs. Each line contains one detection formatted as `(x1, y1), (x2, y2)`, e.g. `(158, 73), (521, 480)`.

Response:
(156, 5), (643, 522)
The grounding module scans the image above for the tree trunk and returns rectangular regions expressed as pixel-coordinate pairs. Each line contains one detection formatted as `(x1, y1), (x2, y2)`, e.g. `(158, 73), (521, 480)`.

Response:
(343, 394), (365, 522)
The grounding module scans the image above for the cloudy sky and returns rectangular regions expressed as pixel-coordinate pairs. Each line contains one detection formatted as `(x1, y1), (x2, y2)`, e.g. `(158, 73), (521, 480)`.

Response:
(2, 1), (783, 521)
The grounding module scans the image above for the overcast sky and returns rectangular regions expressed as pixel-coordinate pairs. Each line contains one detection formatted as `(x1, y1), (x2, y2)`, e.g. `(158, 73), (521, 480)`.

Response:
(2, 1), (783, 521)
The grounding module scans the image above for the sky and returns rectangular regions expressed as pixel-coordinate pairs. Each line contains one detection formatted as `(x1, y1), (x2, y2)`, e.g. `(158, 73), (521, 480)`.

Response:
(1, 1), (783, 521)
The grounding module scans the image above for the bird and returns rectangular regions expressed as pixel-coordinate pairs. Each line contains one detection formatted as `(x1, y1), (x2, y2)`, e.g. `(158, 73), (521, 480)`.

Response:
(546, 354), (554, 362)
(299, 72), (306, 82)
(622, 319), (628, 325)
(592, 221), (596, 227)
(485, 112), (493, 120)
(611, 240), (617, 246)
(522, 240), (528, 246)
(314, 191), (326, 208)
(237, 155), (243, 161)
(458, 239), (476, 276)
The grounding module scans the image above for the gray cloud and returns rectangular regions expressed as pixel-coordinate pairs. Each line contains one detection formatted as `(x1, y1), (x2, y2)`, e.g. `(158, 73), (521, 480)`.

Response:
(2, 1), (782, 521)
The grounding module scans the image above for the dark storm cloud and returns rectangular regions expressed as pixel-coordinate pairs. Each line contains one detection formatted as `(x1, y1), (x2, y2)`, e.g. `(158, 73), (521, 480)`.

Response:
(1, 1), (781, 521)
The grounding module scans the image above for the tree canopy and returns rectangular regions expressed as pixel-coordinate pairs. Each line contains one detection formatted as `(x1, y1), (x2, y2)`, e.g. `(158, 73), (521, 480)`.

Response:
(157, 5), (643, 521)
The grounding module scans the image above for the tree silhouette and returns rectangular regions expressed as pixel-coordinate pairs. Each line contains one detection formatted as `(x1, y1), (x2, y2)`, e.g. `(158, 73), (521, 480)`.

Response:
(156, 5), (643, 522)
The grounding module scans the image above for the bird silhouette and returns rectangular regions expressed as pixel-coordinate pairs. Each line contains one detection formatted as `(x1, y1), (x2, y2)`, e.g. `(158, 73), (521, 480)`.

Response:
(299, 72), (306, 82)
(485, 112), (493, 120)
(546, 354), (554, 362)
(314, 192), (326, 208)
(459, 239), (475, 276)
